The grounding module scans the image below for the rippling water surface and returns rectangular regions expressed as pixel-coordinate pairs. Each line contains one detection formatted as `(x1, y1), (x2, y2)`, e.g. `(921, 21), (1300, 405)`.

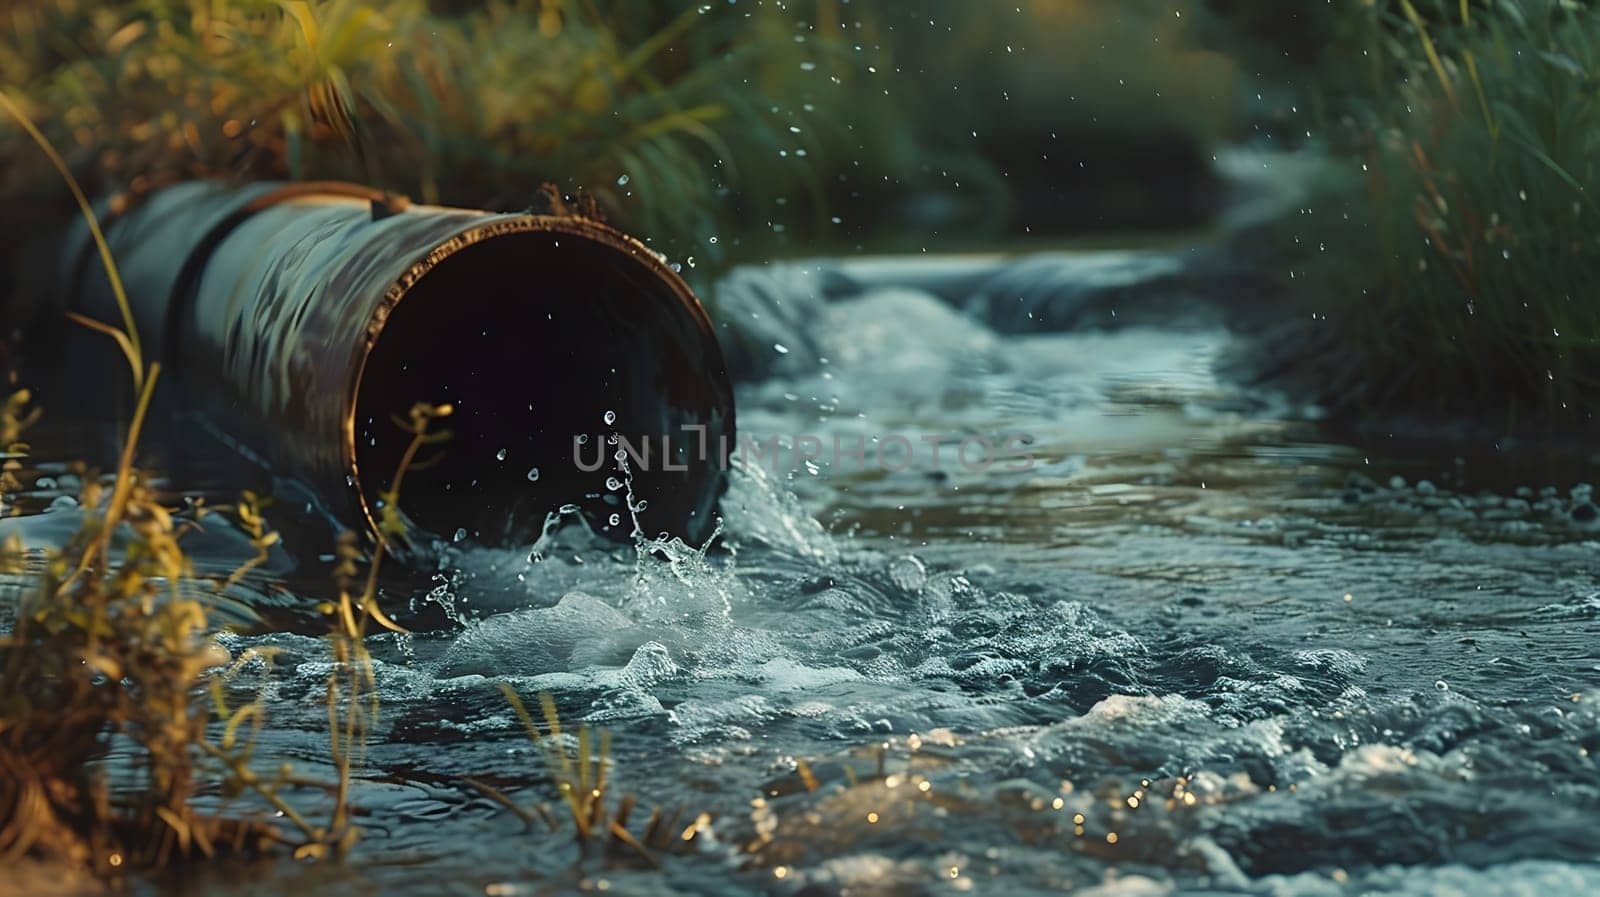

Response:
(5, 253), (1600, 896)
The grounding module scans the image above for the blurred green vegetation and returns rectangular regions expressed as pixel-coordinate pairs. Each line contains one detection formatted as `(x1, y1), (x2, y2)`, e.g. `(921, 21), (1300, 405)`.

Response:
(0, 0), (1242, 278)
(831, 1), (1238, 239)
(6, 0), (1585, 426)
(0, 0), (830, 269)
(1253, 0), (1600, 427)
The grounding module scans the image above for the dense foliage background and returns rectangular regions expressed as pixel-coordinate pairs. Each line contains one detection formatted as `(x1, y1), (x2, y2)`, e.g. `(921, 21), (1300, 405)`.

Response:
(3, 0), (1597, 425)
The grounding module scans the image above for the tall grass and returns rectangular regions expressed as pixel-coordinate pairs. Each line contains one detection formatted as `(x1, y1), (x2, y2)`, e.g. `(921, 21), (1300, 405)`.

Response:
(473, 685), (712, 868)
(0, 98), (445, 874)
(1288, 0), (1600, 425)
(0, 0), (868, 268)
(0, 1), (1249, 270)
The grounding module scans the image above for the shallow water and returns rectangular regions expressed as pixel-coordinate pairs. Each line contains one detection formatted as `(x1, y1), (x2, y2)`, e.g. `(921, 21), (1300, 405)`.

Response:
(4, 253), (1600, 896)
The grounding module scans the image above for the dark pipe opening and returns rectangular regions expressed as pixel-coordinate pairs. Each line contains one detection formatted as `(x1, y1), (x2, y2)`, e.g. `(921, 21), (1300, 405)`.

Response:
(353, 227), (732, 550)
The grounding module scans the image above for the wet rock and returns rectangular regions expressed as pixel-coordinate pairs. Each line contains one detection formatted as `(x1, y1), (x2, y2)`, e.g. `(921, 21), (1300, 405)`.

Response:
(957, 251), (1191, 331)
(711, 264), (834, 379)
(714, 242), (1265, 385)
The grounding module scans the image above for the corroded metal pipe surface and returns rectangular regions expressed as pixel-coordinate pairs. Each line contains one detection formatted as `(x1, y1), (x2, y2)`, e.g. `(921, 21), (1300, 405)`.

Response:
(53, 181), (734, 552)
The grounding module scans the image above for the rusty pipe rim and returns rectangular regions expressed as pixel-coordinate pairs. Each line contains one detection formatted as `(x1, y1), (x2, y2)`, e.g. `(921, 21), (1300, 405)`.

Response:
(342, 213), (717, 550)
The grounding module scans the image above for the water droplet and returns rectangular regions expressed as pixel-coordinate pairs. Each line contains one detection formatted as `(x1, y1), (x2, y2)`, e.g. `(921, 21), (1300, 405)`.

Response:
(774, 343), (790, 355)
(603, 409), (617, 425)
(495, 448), (508, 461)
(616, 174), (630, 186)
(608, 513), (621, 527)
(526, 467), (540, 482)
(453, 528), (467, 543)
(606, 476), (623, 491)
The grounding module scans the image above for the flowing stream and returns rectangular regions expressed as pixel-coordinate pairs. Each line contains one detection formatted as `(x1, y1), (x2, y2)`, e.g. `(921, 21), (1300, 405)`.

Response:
(4, 250), (1600, 897)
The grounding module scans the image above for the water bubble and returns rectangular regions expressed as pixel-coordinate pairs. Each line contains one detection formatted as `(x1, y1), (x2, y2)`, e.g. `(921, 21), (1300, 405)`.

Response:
(577, 434), (589, 445)
(608, 513), (621, 527)
(632, 499), (649, 511)
(495, 448), (507, 461)
(453, 528), (467, 543)
(606, 476), (623, 491)
(603, 409), (617, 425)
(890, 555), (928, 592)
(616, 174), (630, 186)
(526, 467), (540, 482)
(774, 343), (790, 355)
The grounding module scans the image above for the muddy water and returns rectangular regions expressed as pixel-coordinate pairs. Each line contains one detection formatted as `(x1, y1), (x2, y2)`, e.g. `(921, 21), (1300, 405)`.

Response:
(3, 253), (1599, 897)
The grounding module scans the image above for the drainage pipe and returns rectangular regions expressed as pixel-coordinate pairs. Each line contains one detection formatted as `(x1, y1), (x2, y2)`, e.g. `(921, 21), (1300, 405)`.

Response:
(49, 180), (734, 551)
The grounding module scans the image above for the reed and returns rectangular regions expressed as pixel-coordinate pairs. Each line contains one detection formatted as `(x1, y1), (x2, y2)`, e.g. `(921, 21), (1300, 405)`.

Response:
(473, 685), (713, 868)
(0, 0), (859, 269)
(0, 94), (446, 875)
(1274, 0), (1600, 425)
